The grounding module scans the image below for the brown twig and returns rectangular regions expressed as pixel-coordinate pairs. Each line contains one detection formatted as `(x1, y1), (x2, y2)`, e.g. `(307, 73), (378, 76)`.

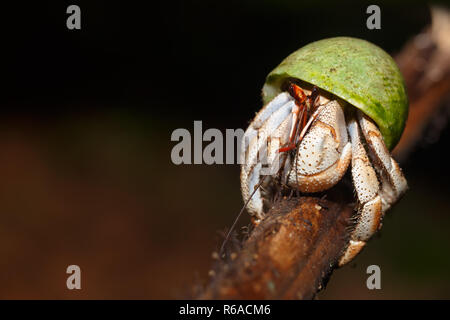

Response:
(197, 6), (450, 300)
(393, 6), (450, 161)
(199, 197), (354, 299)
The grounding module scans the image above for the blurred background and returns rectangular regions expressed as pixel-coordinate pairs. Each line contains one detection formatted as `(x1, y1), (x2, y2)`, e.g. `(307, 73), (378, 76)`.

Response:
(1, 0), (449, 299)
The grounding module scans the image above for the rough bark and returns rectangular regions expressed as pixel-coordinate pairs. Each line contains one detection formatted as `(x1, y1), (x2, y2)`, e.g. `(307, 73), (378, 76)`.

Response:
(199, 197), (353, 299)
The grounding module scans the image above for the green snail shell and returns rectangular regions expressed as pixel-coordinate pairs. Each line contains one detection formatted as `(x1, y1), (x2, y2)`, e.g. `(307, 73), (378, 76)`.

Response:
(262, 37), (408, 150)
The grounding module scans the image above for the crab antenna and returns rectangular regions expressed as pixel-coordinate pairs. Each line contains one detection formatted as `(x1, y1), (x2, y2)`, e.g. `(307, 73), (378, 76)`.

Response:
(219, 175), (270, 256)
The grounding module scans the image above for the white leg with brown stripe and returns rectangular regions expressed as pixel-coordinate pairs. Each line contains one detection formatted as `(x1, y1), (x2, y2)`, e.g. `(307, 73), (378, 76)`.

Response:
(285, 100), (352, 193)
(240, 92), (295, 222)
(338, 113), (407, 266)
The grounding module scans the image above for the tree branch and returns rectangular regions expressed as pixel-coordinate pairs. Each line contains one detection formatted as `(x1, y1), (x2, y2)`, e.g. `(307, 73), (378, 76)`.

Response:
(199, 197), (353, 299)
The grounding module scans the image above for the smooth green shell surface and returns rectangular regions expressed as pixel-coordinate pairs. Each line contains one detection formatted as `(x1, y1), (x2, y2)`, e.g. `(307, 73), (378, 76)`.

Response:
(262, 37), (408, 150)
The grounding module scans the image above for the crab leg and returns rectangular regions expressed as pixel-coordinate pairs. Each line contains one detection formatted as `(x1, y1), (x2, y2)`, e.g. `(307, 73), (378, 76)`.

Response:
(357, 111), (408, 211)
(286, 100), (352, 193)
(339, 117), (383, 266)
(286, 103), (301, 145)
(278, 106), (304, 153)
(240, 92), (294, 220)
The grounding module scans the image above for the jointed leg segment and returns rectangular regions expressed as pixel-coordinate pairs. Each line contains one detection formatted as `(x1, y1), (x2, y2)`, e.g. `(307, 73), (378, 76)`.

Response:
(339, 113), (407, 266)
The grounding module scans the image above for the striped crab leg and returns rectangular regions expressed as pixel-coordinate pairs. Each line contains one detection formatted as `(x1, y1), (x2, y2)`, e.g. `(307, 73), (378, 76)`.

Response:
(339, 113), (407, 266)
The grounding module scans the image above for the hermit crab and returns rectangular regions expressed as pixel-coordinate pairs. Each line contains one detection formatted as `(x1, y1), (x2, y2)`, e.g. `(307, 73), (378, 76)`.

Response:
(240, 37), (408, 266)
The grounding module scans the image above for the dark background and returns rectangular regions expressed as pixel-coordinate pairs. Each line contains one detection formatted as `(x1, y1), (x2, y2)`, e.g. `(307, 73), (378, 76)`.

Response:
(0, 0), (449, 299)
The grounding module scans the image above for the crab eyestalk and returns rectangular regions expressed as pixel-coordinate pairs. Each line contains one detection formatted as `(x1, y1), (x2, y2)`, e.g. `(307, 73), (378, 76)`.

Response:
(240, 37), (409, 266)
